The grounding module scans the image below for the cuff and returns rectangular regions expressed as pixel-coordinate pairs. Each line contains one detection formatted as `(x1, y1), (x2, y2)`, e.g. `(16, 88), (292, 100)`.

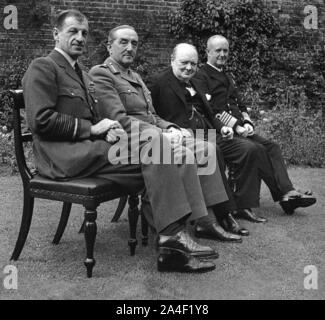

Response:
(77, 119), (93, 140)
(216, 111), (239, 129)
(243, 119), (254, 128)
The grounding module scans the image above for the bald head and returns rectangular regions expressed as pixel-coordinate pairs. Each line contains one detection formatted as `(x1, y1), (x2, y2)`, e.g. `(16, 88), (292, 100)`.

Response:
(171, 43), (198, 61)
(171, 43), (198, 83)
(206, 35), (229, 68)
(207, 35), (229, 51)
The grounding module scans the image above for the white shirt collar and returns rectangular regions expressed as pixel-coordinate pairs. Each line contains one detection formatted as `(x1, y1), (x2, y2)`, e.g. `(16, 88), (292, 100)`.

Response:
(207, 62), (223, 73)
(55, 48), (77, 68)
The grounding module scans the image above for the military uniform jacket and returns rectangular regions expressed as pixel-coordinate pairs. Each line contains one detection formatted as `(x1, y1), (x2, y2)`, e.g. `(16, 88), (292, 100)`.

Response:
(89, 58), (176, 142)
(194, 63), (248, 126)
(22, 50), (111, 179)
(149, 68), (224, 133)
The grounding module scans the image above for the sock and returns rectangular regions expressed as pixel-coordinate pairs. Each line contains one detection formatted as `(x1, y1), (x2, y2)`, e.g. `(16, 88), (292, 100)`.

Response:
(196, 207), (217, 228)
(159, 214), (189, 236)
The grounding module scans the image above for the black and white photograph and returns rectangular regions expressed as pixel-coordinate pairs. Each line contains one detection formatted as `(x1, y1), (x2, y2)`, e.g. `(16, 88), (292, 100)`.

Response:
(0, 0), (324, 303)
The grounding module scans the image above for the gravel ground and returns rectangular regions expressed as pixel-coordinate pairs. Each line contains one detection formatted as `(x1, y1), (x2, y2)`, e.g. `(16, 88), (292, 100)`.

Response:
(0, 167), (324, 300)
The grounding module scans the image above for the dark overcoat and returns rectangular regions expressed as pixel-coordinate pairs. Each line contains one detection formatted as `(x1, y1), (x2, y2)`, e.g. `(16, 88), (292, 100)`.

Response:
(149, 68), (224, 133)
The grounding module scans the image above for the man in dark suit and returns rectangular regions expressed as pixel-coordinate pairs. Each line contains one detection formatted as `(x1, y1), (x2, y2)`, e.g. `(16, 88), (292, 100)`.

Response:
(194, 35), (316, 215)
(150, 43), (263, 236)
(23, 10), (218, 273)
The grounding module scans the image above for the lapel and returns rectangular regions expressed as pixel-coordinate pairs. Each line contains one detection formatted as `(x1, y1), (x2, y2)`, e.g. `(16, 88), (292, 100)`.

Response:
(203, 63), (229, 87)
(190, 77), (215, 120)
(49, 50), (94, 113)
(166, 69), (187, 109)
(49, 50), (85, 88)
(105, 57), (142, 87)
(83, 73), (97, 111)
(120, 72), (142, 87)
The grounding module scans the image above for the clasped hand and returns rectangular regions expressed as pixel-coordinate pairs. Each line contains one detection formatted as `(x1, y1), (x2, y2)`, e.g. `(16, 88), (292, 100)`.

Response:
(221, 126), (233, 140)
(235, 123), (254, 137)
(163, 127), (192, 145)
(90, 118), (125, 143)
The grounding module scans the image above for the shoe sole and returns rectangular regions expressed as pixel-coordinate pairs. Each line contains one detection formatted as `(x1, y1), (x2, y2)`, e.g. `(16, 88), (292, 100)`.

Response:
(290, 197), (316, 208)
(220, 223), (250, 236)
(195, 232), (243, 243)
(281, 197), (316, 214)
(158, 265), (216, 273)
(234, 214), (267, 223)
(238, 231), (250, 236)
(159, 247), (219, 260)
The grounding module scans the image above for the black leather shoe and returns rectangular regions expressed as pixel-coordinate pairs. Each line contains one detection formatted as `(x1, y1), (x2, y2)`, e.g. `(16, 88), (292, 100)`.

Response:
(218, 213), (249, 236)
(158, 231), (218, 259)
(234, 209), (267, 223)
(157, 251), (216, 273)
(280, 196), (316, 215)
(195, 223), (242, 243)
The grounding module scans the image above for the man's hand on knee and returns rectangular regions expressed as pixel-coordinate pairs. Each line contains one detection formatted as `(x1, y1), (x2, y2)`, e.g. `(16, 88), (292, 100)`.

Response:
(235, 125), (249, 137)
(243, 123), (254, 136)
(221, 126), (234, 140)
(91, 119), (123, 136)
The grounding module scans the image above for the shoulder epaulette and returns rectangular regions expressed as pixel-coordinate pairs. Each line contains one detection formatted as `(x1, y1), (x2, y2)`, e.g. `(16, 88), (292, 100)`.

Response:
(102, 62), (119, 74)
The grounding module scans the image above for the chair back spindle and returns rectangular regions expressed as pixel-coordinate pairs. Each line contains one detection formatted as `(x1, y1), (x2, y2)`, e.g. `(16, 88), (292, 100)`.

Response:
(9, 90), (33, 184)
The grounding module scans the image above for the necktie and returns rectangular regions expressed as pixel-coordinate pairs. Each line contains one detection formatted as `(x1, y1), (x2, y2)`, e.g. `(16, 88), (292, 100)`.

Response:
(74, 62), (84, 83)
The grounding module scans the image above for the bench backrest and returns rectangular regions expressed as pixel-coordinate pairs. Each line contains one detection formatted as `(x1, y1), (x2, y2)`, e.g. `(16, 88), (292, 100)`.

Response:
(9, 90), (33, 184)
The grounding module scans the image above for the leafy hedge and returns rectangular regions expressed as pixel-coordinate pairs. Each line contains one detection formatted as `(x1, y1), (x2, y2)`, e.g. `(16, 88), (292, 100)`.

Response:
(169, 0), (325, 168)
(169, 0), (325, 111)
(254, 94), (325, 168)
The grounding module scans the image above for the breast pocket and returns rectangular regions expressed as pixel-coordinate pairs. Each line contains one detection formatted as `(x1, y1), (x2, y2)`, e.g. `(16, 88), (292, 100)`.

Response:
(116, 85), (139, 108)
(57, 87), (91, 118)
(58, 87), (87, 101)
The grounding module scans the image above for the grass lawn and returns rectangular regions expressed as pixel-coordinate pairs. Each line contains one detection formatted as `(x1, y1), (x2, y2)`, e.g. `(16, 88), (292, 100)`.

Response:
(0, 166), (324, 300)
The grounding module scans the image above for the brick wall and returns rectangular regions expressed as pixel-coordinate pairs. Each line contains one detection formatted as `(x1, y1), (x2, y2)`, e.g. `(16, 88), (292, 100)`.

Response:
(0, 0), (324, 76)
(0, 0), (182, 70)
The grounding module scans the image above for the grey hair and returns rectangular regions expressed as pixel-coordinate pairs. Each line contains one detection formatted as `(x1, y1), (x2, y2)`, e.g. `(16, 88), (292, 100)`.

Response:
(207, 35), (229, 51)
(108, 25), (136, 43)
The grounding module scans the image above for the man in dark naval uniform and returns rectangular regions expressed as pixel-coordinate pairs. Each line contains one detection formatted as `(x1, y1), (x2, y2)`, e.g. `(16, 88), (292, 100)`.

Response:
(194, 35), (316, 216)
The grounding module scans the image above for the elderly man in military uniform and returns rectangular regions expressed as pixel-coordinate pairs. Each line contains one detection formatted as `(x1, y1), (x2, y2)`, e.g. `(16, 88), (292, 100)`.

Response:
(194, 35), (316, 216)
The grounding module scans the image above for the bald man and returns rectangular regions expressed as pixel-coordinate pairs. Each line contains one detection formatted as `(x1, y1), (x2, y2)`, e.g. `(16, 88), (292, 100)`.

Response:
(150, 43), (254, 238)
(194, 35), (316, 216)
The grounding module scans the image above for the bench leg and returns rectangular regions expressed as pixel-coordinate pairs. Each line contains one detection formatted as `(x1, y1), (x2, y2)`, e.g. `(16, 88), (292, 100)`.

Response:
(84, 206), (97, 278)
(111, 196), (128, 222)
(78, 219), (85, 234)
(128, 195), (139, 256)
(11, 192), (34, 261)
(53, 202), (72, 245)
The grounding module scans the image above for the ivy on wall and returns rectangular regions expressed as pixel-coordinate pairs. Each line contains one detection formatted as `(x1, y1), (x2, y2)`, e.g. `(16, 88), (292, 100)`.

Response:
(26, 0), (50, 28)
(169, 0), (325, 111)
